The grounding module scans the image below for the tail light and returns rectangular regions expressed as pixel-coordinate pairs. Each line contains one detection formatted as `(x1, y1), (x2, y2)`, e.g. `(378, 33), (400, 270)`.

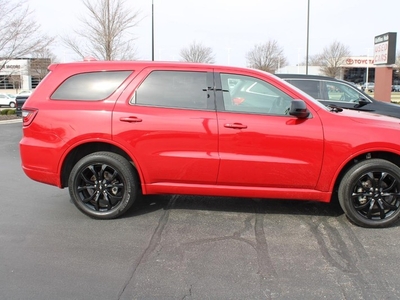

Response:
(22, 108), (38, 126)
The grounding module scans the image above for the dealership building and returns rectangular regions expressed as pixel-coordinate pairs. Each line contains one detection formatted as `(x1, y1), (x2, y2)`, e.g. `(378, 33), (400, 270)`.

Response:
(278, 55), (399, 85)
(0, 58), (50, 93)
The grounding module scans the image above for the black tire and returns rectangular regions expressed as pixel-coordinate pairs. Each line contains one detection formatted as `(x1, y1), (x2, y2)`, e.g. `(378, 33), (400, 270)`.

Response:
(68, 152), (138, 219)
(9, 102), (15, 108)
(338, 159), (400, 228)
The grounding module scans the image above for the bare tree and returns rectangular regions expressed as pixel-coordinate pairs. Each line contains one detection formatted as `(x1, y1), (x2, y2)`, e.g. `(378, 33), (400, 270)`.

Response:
(8, 75), (21, 90)
(63, 0), (141, 61)
(246, 40), (287, 73)
(180, 41), (215, 63)
(318, 41), (351, 78)
(30, 48), (57, 81)
(302, 54), (324, 66)
(0, 0), (54, 70)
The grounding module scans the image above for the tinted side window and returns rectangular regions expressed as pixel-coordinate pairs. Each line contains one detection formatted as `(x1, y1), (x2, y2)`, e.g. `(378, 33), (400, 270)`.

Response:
(51, 71), (132, 101)
(286, 79), (322, 99)
(134, 71), (209, 109)
(220, 74), (292, 115)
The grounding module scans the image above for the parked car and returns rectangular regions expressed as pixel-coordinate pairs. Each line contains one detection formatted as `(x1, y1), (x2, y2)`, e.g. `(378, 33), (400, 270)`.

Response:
(276, 74), (400, 119)
(15, 91), (32, 116)
(392, 85), (400, 92)
(0, 93), (16, 108)
(19, 61), (400, 228)
(361, 82), (375, 92)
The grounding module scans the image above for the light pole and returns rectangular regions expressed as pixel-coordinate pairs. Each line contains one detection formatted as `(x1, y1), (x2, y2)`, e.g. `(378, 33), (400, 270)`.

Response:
(297, 48), (302, 74)
(365, 48), (370, 89)
(152, 0), (154, 61)
(306, 0), (310, 75)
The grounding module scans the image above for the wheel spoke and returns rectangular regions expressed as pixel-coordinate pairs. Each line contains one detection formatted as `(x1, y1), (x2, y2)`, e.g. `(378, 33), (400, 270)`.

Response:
(88, 165), (100, 181)
(378, 172), (389, 185)
(377, 200), (387, 219)
(77, 184), (95, 192)
(354, 201), (371, 211)
(99, 164), (108, 179)
(380, 197), (399, 210)
(382, 176), (396, 192)
(108, 169), (119, 181)
(365, 172), (376, 186)
(105, 182), (123, 189)
(79, 171), (96, 186)
(100, 193), (112, 211)
(93, 192), (101, 211)
(366, 199), (376, 219)
(80, 189), (96, 203)
(351, 190), (368, 198)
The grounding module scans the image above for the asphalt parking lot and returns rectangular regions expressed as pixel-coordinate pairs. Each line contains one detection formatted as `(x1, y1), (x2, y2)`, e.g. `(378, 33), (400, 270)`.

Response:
(1, 120), (400, 300)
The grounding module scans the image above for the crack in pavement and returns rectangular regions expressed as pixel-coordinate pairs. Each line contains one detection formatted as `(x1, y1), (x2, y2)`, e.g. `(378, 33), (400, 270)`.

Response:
(301, 213), (395, 300)
(117, 195), (178, 300)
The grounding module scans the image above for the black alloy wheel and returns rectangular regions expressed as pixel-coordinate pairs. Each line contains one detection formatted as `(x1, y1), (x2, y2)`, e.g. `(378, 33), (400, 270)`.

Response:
(68, 152), (138, 219)
(338, 159), (400, 228)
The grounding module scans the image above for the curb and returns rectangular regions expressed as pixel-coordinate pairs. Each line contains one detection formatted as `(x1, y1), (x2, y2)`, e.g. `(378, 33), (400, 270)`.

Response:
(0, 118), (22, 124)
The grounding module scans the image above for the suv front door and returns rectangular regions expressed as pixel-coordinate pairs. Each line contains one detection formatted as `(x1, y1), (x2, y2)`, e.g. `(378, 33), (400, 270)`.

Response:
(215, 73), (324, 189)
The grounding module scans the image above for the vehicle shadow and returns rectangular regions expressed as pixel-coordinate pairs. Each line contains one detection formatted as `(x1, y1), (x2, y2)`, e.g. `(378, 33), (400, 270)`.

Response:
(124, 194), (344, 219)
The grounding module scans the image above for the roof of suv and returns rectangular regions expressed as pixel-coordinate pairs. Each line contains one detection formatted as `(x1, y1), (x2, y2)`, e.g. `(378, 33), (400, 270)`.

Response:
(47, 60), (251, 72)
(276, 73), (345, 82)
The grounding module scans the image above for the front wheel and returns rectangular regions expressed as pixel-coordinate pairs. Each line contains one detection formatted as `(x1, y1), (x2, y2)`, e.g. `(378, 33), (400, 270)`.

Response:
(338, 159), (400, 228)
(68, 152), (139, 219)
(9, 102), (16, 108)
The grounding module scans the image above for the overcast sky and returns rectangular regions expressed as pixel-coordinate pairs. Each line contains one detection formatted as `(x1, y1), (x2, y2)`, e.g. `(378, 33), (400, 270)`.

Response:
(29, 0), (399, 67)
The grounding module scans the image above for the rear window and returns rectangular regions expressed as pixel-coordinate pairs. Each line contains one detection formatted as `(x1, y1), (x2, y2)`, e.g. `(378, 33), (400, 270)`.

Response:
(51, 71), (132, 101)
(286, 79), (323, 99)
(133, 71), (209, 109)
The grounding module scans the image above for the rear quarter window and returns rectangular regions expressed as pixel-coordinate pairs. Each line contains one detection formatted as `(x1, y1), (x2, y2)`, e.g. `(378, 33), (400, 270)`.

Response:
(51, 71), (132, 101)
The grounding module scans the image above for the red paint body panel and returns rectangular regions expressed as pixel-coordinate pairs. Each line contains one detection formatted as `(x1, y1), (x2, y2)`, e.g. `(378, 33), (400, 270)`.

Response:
(216, 111), (324, 189)
(19, 61), (400, 204)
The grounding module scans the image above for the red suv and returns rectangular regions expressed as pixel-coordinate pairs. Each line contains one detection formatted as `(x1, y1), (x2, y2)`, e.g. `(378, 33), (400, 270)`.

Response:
(20, 61), (400, 227)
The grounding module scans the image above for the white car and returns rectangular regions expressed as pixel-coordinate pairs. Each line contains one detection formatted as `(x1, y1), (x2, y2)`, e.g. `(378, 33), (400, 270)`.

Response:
(361, 82), (374, 92)
(0, 93), (16, 108)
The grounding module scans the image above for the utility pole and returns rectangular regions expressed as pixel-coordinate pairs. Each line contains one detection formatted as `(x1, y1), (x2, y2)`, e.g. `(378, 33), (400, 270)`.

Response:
(306, 0), (310, 74)
(152, 0), (154, 61)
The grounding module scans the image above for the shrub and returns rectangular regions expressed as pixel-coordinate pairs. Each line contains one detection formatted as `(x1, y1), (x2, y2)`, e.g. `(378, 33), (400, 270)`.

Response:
(0, 109), (16, 115)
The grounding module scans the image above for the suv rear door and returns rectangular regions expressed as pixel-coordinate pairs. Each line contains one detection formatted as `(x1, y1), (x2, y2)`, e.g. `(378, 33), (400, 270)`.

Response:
(112, 67), (220, 186)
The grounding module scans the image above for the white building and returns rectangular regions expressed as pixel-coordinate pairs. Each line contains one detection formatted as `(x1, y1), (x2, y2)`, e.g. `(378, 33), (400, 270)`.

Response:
(276, 56), (399, 84)
(0, 58), (50, 93)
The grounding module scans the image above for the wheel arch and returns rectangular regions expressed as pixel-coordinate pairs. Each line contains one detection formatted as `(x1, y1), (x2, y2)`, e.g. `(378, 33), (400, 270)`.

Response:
(331, 151), (400, 203)
(60, 142), (142, 189)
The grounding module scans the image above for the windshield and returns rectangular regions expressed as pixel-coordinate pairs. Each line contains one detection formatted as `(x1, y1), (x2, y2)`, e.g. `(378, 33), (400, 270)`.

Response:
(324, 81), (372, 104)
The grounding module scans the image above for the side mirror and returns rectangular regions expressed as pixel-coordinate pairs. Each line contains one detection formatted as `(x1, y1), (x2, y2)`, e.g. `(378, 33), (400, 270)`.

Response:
(289, 100), (310, 119)
(355, 97), (369, 108)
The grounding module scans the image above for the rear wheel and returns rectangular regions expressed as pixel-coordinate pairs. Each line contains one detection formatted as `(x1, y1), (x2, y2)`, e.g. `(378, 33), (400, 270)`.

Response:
(338, 159), (400, 228)
(9, 102), (15, 108)
(68, 152), (138, 219)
